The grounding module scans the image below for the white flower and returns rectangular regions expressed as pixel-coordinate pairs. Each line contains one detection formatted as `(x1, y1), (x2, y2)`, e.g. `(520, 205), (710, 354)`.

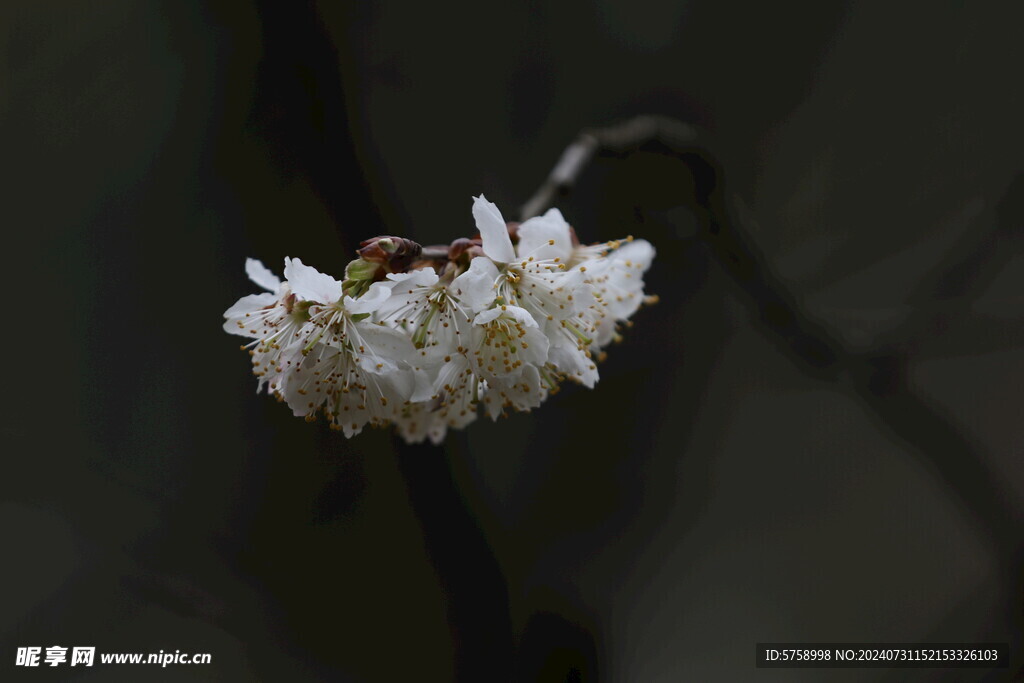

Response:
(224, 258), (420, 436)
(390, 358), (483, 445)
(375, 267), (466, 357)
(470, 306), (550, 418)
(471, 195), (602, 387)
(572, 237), (657, 349)
(374, 266), (483, 441)
(277, 321), (417, 437)
(223, 259), (305, 395)
(225, 194), (656, 443)
(222, 259), (285, 334)
(471, 195), (586, 321)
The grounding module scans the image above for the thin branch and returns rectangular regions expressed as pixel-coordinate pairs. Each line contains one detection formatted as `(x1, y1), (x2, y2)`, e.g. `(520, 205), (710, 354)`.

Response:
(522, 115), (1023, 569)
(520, 115), (699, 221)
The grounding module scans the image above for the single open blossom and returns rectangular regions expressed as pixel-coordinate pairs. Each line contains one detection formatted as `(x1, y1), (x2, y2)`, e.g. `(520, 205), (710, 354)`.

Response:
(571, 237), (657, 349)
(224, 195), (656, 443)
(375, 267), (482, 443)
(223, 259), (302, 396)
(225, 257), (422, 436)
(470, 196), (604, 387)
(466, 304), (550, 419)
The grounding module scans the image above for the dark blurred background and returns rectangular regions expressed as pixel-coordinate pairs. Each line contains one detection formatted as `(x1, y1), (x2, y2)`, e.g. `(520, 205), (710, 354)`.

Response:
(4, 1), (1024, 680)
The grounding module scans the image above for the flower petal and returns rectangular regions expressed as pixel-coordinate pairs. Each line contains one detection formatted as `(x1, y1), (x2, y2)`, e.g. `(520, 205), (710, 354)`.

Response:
(245, 258), (282, 292)
(611, 238), (656, 271)
(516, 324), (550, 366)
(473, 304), (538, 328)
(547, 338), (599, 388)
(352, 323), (416, 375)
(222, 292), (277, 336)
(345, 280), (394, 314)
(284, 257), (343, 303)
(451, 256), (500, 313)
(472, 195), (515, 263)
(516, 208), (573, 261)
(408, 367), (436, 403)
(386, 268), (440, 288)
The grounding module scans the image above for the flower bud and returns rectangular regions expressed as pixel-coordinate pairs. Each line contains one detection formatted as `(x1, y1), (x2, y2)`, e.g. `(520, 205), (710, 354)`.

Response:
(358, 236), (422, 264)
(344, 257), (379, 281)
(447, 237), (475, 261)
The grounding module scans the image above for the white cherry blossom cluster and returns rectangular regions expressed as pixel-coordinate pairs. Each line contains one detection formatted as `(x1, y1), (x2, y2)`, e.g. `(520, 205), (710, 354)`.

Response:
(224, 196), (656, 444)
